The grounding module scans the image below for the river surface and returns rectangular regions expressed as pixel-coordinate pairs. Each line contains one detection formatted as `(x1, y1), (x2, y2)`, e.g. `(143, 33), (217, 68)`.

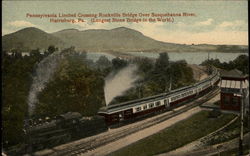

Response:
(87, 52), (248, 65)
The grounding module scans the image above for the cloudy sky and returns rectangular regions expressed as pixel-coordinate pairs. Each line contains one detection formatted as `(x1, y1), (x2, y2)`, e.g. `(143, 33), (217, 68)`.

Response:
(2, 1), (248, 45)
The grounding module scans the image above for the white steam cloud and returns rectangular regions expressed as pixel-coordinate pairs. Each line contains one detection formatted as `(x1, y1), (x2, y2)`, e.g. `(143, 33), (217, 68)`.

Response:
(104, 64), (140, 105)
(28, 51), (63, 115)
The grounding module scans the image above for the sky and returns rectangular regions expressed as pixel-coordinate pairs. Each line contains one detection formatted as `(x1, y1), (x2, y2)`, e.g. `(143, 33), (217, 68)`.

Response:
(2, 1), (248, 45)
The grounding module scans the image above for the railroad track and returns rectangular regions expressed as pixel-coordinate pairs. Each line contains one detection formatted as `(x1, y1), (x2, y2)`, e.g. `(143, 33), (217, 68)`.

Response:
(34, 87), (220, 156)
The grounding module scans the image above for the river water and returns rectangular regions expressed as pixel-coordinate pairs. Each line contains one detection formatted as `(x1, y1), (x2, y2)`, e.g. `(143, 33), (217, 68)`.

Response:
(87, 52), (248, 65)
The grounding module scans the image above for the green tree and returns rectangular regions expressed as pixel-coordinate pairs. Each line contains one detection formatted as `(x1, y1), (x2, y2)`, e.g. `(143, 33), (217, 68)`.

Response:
(233, 55), (249, 74)
(152, 52), (171, 92)
(96, 56), (112, 70)
(35, 53), (105, 117)
(2, 52), (46, 147)
(155, 52), (170, 71)
(200, 54), (249, 74)
(170, 60), (194, 89)
(47, 45), (56, 54)
(111, 57), (128, 71)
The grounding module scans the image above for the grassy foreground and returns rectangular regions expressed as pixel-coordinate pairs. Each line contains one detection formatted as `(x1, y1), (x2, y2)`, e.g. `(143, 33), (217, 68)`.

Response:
(206, 117), (249, 146)
(211, 145), (250, 156)
(109, 111), (236, 156)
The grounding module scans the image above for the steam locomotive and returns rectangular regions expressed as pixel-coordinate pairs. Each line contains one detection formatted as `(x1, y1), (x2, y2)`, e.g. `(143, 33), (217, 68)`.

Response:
(98, 68), (220, 125)
(7, 112), (107, 155)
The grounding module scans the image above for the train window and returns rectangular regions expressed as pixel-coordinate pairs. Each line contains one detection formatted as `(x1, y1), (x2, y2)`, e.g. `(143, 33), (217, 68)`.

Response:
(135, 107), (141, 112)
(143, 105), (148, 110)
(156, 101), (161, 106)
(173, 95), (178, 101)
(149, 103), (154, 108)
(136, 107), (142, 112)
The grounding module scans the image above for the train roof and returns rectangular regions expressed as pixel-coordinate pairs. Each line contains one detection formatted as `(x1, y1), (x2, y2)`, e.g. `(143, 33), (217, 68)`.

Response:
(99, 69), (219, 114)
(99, 83), (199, 114)
(106, 93), (166, 109)
(99, 93), (167, 114)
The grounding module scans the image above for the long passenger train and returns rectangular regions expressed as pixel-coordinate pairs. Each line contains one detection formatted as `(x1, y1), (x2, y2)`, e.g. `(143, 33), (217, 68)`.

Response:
(98, 68), (220, 125)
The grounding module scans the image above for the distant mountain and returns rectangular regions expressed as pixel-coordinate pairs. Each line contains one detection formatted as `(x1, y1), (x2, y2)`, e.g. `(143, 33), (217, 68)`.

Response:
(2, 27), (66, 51)
(52, 27), (196, 52)
(2, 27), (248, 53)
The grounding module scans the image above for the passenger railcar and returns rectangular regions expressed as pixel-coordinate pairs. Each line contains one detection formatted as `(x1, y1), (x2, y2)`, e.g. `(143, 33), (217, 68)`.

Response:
(98, 68), (220, 125)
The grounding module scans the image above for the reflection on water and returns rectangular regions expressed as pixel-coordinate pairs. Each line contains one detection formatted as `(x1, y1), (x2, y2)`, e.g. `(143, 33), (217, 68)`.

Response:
(87, 52), (248, 65)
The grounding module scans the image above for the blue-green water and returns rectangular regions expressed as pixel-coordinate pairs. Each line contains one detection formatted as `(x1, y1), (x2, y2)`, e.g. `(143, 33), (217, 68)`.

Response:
(87, 52), (248, 65)
(125, 52), (248, 64)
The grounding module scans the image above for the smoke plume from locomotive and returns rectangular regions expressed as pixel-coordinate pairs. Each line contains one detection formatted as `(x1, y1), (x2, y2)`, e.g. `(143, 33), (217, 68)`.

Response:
(104, 64), (140, 105)
(28, 52), (63, 115)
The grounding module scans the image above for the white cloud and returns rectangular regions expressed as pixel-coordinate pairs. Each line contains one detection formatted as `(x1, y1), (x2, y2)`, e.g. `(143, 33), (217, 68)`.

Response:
(8, 20), (37, 28)
(177, 18), (214, 29)
(218, 21), (234, 28)
(176, 22), (186, 27)
(175, 19), (214, 30)
(129, 21), (248, 45)
(217, 20), (247, 31)
(167, 30), (248, 45)
(129, 22), (165, 39)
(194, 18), (214, 26)
(70, 19), (248, 45)
(131, 19), (248, 45)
